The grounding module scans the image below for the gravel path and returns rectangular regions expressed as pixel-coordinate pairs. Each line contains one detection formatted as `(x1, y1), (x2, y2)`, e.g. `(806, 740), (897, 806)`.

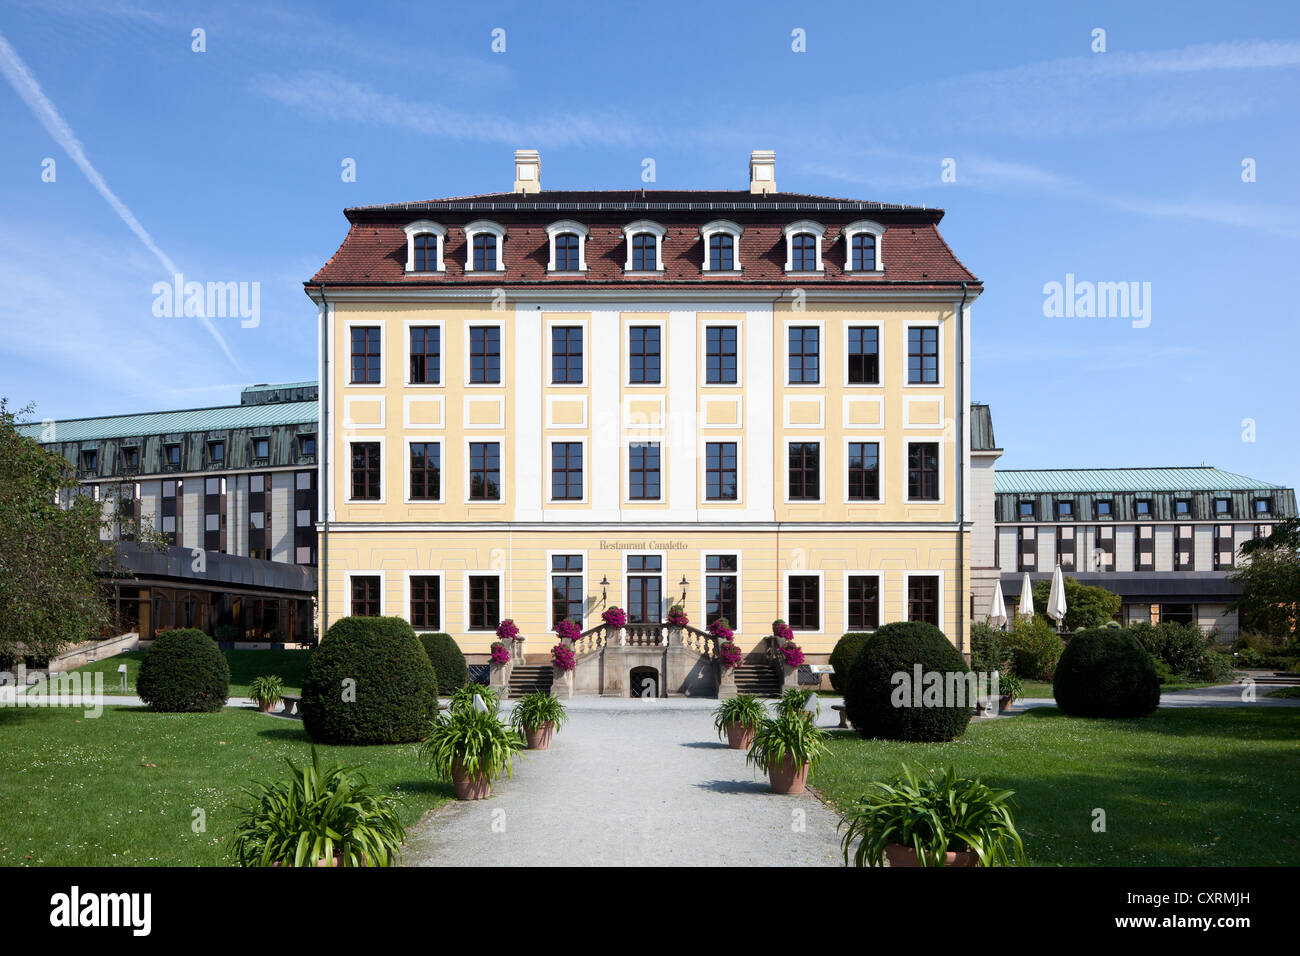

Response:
(402, 698), (846, 867)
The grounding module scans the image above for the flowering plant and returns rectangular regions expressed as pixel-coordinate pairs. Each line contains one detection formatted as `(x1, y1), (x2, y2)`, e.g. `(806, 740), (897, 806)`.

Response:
(708, 617), (734, 642)
(772, 619), (794, 642)
(719, 641), (743, 670)
(666, 605), (690, 628)
(554, 618), (581, 642)
(496, 619), (520, 642)
(601, 606), (627, 629)
(551, 643), (576, 672)
(780, 642), (806, 668)
(489, 642), (511, 665)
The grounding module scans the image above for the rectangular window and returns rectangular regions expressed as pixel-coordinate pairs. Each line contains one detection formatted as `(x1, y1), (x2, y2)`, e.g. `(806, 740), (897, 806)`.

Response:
(469, 326), (502, 384)
(161, 479), (180, 545)
(551, 442), (583, 501)
(121, 446), (140, 469)
(350, 442), (381, 500)
(1056, 500), (1074, 519)
(1135, 525), (1155, 569)
(293, 470), (317, 565)
(631, 233), (656, 271)
(1214, 498), (1232, 517)
(473, 234), (497, 272)
(1096, 499), (1112, 517)
(1095, 525), (1114, 569)
(907, 327), (939, 384)
(207, 440), (224, 466)
(1254, 523), (1273, 540)
(409, 442), (441, 500)
(410, 326), (441, 384)
(350, 326), (381, 384)
(1254, 497), (1272, 516)
(907, 575), (940, 626)
(351, 575), (380, 616)
(1175, 525), (1194, 570)
(1019, 501), (1036, 520)
(787, 575), (820, 631)
(1175, 498), (1191, 517)
(551, 326), (583, 384)
(468, 442), (501, 501)
(705, 442), (738, 501)
(907, 442), (940, 500)
(1018, 527), (1037, 572)
(709, 234), (734, 271)
(852, 233), (876, 271)
(628, 443), (661, 500)
(1135, 498), (1152, 517)
(627, 555), (663, 624)
(203, 476), (226, 553)
(846, 575), (880, 630)
(847, 442), (880, 501)
(1056, 526), (1076, 569)
(550, 555), (583, 627)
(705, 326), (738, 384)
(164, 443), (181, 468)
(252, 437), (270, 461)
(467, 576), (500, 631)
(705, 554), (738, 627)
(787, 442), (820, 501)
(846, 326), (879, 384)
(248, 473), (272, 560)
(787, 326), (820, 384)
(410, 575), (441, 630)
(629, 326), (661, 384)
(298, 434), (316, 459)
(81, 449), (99, 472)
(1214, 524), (1235, 569)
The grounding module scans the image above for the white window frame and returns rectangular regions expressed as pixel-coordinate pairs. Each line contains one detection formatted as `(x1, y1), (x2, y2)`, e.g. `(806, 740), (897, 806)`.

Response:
(403, 437), (445, 505)
(624, 550), (669, 624)
(344, 319), (386, 389)
(700, 435), (743, 505)
(622, 220), (667, 274)
(903, 570), (945, 628)
(700, 220), (744, 273)
(625, 318), (666, 387)
(903, 321), (944, 388)
(546, 549), (588, 630)
(345, 436), (386, 505)
(403, 318), (445, 387)
(464, 319), (506, 388)
(624, 439), (665, 505)
(544, 316), (588, 386)
(546, 437), (589, 505)
(843, 219), (885, 273)
(546, 220), (589, 273)
(782, 219), (826, 274)
(700, 319), (743, 388)
(463, 220), (508, 273)
(783, 437), (825, 505)
(904, 438), (945, 505)
(345, 570), (385, 616)
(463, 570), (506, 633)
(700, 551), (743, 633)
(403, 220), (446, 274)
(843, 436), (883, 504)
(463, 436), (506, 505)
(782, 569), (824, 634)
(842, 570), (883, 634)
(843, 320), (884, 387)
(783, 318), (825, 387)
(403, 570), (445, 633)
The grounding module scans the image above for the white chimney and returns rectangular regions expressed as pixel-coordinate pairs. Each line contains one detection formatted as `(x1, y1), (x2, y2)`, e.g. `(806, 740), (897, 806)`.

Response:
(514, 149), (541, 194)
(749, 149), (776, 194)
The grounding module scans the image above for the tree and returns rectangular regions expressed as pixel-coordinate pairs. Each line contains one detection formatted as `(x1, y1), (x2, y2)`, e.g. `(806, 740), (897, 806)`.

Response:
(0, 400), (114, 663)
(1231, 522), (1300, 640)
(1032, 575), (1121, 631)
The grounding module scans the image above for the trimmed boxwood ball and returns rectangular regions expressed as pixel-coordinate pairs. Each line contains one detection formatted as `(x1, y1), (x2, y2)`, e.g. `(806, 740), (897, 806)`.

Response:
(844, 621), (973, 742)
(302, 616), (438, 745)
(419, 632), (467, 695)
(136, 628), (230, 712)
(1053, 628), (1160, 718)
(828, 633), (872, 693)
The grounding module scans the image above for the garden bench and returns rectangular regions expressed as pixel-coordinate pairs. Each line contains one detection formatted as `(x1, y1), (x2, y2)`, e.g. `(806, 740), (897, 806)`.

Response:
(831, 704), (851, 729)
(280, 694), (302, 717)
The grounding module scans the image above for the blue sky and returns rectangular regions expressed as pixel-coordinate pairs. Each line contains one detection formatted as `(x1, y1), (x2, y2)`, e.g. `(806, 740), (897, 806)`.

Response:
(1, 0), (1298, 492)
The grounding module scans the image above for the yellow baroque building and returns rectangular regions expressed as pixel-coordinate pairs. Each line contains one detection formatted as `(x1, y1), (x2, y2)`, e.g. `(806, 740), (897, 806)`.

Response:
(306, 150), (982, 666)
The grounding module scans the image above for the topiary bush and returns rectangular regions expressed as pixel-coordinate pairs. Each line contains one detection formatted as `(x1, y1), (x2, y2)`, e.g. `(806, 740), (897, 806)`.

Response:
(844, 622), (974, 742)
(969, 621), (1008, 673)
(1003, 614), (1064, 680)
(419, 633), (467, 695)
(301, 616), (437, 745)
(136, 628), (230, 712)
(1052, 628), (1160, 718)
(1130, 621), (1211, 679)
(828, 633), (872, 693)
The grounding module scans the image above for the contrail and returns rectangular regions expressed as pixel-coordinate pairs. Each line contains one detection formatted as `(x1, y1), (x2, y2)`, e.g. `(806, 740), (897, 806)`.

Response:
(0, 31), (240, 369)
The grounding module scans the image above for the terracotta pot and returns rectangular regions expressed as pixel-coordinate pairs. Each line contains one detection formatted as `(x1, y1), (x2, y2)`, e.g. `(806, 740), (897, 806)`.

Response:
(999, 695), (1014, 712)
(451, 761), (493, 800)
(525, 721), (554, 750)
(725, 722), (755, 750)
(883, 844), (980, 867)
(767, 755), (810, 794)
(258, 700), (275, 713)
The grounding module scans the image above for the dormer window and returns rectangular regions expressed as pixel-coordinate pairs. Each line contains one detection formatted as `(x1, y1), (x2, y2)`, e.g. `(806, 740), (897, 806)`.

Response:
(782, 221), (825, 274)
(843, 220), (885, 272)
(546, 221), (589, 273)
(464, 220), (507, 273)
(700, 220), (743, 272)
(403, 220), (446, 274)
(623, 220), (667, 273)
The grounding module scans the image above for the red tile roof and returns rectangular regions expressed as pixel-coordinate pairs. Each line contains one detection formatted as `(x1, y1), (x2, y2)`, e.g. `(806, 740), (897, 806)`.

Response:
(308, 190), (980, 289)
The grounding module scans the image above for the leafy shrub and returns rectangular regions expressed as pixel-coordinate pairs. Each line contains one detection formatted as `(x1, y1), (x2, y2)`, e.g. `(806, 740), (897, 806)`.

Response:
(509, 692), (568, 734)
(1234, 647), (1267, 668)
(1030, 576), (1121, 631)
(214, 625), (241, 642)
(231, 749), (404, 867)
(746, 711), (829, 774)
(249, 675), (284, 706)
(136, 628), (229, 712)
(1130, 621), (1211, 678)
(776, 687), (818, 719)
(969, 622), (1007, 674)
(1052, 628), (1160, 718)
(712, 694), (766, 736)
(419, 633), (467, 695)
(449, 683), (500, 715)
(1151, 659), (1174, 684)
(1003, 614), (1064, 680)
(828, 633), (871, 692)
(300, 616), (437, 745)
(1196, 650), (1236, 683)
(844, 621), (974, 743)
(421, 708), (524, 782)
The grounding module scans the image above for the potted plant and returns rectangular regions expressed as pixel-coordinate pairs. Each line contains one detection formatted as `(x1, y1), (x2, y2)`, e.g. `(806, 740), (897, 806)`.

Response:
(840, 765), (1027, 867)
(712, 693), (765, 749)
(509, 691), (569, 750)
(601, 605), (627, 642)
(554, 618), (581, 643)
(772, 619), (794, 642)
(449, 683), (500, 715)
(667, 604), (690, 628)
(420, 706), (525, 800)
(776, 686), (819, 721)
(551, 642), (576, 672)
(996, 671), (1023, 711)
(718, 640), (743, 670)
(249, 675), (284, 714)
(496, 619), (521, 661)
(780, 641), (806, 668)
(489, 641), (511, 665)
(231, 749), (405, 867)
(708, 617), (734, 642)
(746, 710), (829, 795)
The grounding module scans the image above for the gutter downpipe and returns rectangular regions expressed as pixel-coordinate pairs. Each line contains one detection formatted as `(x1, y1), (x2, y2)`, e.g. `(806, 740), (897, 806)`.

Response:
(956, 281), (969, 659)
(318, 283), (329, 644)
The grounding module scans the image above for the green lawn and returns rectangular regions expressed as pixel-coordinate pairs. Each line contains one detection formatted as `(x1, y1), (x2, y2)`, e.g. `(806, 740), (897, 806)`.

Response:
(0, 705), (450, 866)
(1018, 679), (1225, 698)
(813, 706), (1298, 866)
(29, 649), (311, 699)
(1266, 686), (1300, 699)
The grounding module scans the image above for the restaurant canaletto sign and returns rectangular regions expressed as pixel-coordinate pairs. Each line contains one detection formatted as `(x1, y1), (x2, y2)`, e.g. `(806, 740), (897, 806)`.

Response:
(599, 540), (690, 551)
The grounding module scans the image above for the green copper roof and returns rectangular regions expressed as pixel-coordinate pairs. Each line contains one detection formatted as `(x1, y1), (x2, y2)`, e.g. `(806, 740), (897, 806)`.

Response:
(995, 467), (1286, 495)
(17, 400), (317, 443)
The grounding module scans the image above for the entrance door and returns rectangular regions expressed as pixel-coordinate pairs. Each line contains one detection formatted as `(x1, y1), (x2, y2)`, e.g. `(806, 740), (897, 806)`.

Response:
(626, 555), (663, 623)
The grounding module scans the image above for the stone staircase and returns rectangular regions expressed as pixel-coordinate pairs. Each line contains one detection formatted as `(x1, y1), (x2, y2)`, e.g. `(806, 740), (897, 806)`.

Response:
(507, 664), (554, 698)
(731, 662), (783, 698)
